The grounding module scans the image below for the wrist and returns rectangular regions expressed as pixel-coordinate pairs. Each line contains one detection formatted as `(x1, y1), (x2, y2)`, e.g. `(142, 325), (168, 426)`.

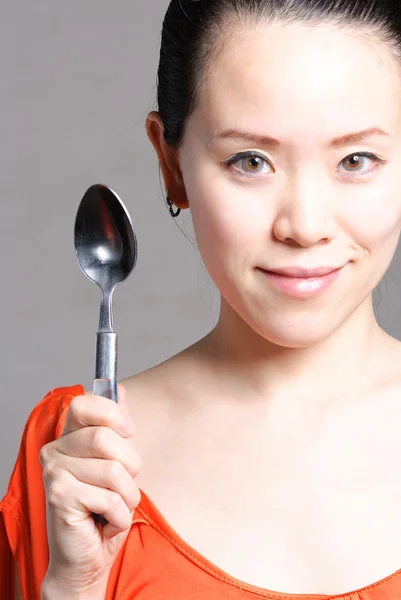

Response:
(41, 576), (106, 600)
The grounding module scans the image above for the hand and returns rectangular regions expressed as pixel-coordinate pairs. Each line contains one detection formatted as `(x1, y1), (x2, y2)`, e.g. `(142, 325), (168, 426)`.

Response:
(40, 384), (142, 594)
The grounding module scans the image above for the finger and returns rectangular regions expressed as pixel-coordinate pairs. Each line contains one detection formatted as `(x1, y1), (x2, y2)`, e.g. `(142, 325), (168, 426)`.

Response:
(47, 475), (135, 533)
(54, 427), (142, 480)
(52, 455), (141, 515)
(62, 393), (134, 437)
(117, 383), (126, 405)
(116, 383), (132, 425)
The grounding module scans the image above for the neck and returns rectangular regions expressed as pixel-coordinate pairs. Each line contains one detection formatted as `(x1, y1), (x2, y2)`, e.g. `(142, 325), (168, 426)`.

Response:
(201, 294), (387, 406)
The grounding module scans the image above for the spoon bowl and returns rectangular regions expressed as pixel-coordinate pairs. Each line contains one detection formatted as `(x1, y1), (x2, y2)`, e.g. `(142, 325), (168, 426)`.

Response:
(75, 183), (137, 295)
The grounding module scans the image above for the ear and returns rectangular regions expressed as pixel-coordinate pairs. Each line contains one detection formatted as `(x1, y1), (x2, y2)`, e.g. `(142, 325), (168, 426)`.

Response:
(145, 111), (189, 210)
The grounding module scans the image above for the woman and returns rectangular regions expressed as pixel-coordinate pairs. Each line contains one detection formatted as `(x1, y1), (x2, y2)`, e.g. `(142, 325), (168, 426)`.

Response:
(3, 0), (401, 598)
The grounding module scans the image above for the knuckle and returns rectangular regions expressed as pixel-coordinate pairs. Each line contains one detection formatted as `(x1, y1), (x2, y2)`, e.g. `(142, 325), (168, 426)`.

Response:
(42, 459), (58, 482)
(47, 479), (67, 508)
(39, 443), (52, 467)
(69, 395), (85, 416)
(104, 460), (124, 482)
(108, 490), (123, 511)
(131, 453), (143, 475)
(90, 426), (109, 450)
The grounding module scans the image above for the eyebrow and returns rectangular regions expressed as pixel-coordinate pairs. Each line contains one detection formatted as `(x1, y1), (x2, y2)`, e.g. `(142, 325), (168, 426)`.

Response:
(214, 127), (391, 148)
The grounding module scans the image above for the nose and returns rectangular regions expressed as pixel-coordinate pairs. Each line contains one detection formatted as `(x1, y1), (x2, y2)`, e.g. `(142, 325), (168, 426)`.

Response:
(272, 174), (337, 247)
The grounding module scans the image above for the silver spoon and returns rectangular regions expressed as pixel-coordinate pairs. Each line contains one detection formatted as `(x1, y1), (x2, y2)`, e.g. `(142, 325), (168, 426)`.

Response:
(74, 183), (138, 525)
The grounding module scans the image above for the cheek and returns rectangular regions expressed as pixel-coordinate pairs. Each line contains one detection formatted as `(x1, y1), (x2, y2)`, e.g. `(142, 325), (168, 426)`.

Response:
(341, 182), (401, 255)
(188, 181), (266, 272)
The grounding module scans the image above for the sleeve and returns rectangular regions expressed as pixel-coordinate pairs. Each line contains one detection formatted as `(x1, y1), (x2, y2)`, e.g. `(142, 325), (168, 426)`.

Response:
(0, 384), (85, 600)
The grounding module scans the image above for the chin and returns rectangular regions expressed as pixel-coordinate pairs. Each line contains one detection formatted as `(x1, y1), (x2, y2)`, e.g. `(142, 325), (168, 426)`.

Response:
(246, 315), (338, 349)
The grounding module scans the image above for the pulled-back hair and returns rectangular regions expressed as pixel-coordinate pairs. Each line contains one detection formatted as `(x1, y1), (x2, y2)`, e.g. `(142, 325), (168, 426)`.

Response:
(157, 0), (401, 147)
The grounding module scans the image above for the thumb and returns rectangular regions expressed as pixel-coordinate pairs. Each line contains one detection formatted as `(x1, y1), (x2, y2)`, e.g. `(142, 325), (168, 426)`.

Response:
(117, 383), (133, 430)
(117, 382), (127, 405)
(117, 383), (131, 421)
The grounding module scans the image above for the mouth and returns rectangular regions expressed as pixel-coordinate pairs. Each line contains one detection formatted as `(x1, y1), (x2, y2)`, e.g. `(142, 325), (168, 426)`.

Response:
(257, 264), (346, 297)
(262, 265), (344, 278)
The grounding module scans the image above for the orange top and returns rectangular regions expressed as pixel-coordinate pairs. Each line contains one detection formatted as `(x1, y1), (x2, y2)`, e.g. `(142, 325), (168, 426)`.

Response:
(2, 385), (401, 600)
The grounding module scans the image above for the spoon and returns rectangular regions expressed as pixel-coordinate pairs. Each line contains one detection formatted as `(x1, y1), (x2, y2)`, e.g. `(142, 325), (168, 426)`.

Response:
(74, 183), (138, 525)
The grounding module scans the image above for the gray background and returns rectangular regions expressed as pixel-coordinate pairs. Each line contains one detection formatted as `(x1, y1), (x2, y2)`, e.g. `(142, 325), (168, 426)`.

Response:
(1, 1), (400, 496)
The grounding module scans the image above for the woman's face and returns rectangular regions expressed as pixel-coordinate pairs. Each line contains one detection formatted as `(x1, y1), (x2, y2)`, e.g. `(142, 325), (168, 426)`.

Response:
(178, 22), (401, 347)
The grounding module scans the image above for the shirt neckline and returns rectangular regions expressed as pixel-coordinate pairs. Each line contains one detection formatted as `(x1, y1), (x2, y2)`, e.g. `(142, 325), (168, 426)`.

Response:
(135, 487), (401, 600)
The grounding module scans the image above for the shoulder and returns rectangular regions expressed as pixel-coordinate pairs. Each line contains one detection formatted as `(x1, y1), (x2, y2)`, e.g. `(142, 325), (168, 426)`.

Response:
(23, 384), (85, 445)
(119, 353), (190, 435)
(119, 335), (213, 408)
(0, 384), (86, 597)
(3, 384), (85, 498)
(118, 337), (214, 455)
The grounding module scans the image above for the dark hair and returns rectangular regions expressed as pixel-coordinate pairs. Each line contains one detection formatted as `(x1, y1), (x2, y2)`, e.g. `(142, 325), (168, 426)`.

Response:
(157, 0), (401, 147)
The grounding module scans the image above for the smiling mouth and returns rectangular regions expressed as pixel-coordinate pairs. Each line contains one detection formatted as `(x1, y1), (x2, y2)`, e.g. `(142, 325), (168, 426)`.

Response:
(260, 265), (345, 278)
(257, 264), (346, 297)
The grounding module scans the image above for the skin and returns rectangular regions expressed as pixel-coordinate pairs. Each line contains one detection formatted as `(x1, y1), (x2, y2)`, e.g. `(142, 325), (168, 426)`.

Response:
(121, 20), (401, 594)
(146, 20), (401, 402)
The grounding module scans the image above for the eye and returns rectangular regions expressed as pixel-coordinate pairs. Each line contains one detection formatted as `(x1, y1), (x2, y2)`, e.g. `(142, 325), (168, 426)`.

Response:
(337, 152), (387, 177)
(224, 151), (272, 177)
(223, 150), (387, 180)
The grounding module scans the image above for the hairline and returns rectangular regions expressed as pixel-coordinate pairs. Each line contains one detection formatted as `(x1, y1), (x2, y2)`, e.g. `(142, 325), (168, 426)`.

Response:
(175, 13), (401, 149)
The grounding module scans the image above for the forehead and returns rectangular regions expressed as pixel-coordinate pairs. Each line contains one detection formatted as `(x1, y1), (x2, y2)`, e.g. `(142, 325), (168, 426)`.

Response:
(195, 22), (400, 144)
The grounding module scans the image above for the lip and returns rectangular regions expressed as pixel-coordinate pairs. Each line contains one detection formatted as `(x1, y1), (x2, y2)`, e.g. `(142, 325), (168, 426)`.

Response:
(257, 264), (346, 297)
(263, 266), (343, 278)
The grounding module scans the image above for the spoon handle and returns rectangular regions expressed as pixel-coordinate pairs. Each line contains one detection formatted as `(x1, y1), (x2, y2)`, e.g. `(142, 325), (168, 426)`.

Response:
(91, 378), (118, 526)
(94, 331), (117, 393)
(91, 376), (118, 526)
(91, 331), (118, 525)
(93, 377), (118, 402)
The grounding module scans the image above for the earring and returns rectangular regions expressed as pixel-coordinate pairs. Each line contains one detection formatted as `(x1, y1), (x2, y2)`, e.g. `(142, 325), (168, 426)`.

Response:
(166, 192), (181, 218)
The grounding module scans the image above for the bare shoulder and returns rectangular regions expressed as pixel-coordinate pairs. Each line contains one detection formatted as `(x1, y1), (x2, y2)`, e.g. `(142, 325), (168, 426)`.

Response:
(118, 336), (213, 453)
(120, 338), (206, 402)
(117, 335), (223, 498)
